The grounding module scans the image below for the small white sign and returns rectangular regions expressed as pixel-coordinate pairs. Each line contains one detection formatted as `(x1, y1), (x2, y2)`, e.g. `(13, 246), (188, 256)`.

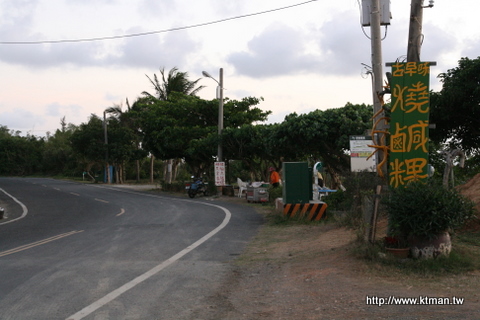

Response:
(214, 162), (225, 186)
(350, 136), (376, 172)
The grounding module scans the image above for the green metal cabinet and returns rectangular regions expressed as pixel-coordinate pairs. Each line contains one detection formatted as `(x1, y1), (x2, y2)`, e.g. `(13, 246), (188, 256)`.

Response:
(282, 162), (311, 204)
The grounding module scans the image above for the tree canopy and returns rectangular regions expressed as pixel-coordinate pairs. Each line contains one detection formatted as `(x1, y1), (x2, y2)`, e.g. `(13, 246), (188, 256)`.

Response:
(430, 56), (480, 155)
(135, 93), (270, 175)
(0, 65), (378, 184)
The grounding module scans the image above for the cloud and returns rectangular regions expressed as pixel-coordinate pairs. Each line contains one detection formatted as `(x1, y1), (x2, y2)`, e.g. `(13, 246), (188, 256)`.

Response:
(462, 39), (480, 60)
(0, 28), (200, 70)
(227, 23), (322, 78)
(0, 0), (199, 70)
(137, 0), (177, 18)
(317, 15), (373, 75)
(0, 107), (42, 130)
(420, 23), (459, 62)
(114, 30), (200, 69)
(45, 102), (83, 117)
(227, 11), (384, 79)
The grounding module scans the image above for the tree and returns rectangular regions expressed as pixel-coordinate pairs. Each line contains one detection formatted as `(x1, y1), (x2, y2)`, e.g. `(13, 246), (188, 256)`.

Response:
(69, 115), (106, 181)
(221, 103), (372, 184)
(0, 126), (45, 176)
(222, 124), (276, 181)
(430, 57), (480, 155)
(273, 103), (372, 169)
(142, 67), (205, 101)
(105, 100), (148, 183)
(105, 117), (137, 183)
(137, 93), (269, 179)
(42, 119), (77, 176)
(141, 67), (206, 183)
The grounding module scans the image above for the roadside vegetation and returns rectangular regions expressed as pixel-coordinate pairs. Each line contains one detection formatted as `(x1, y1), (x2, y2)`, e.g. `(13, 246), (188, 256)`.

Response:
(2, 57), (480, 277)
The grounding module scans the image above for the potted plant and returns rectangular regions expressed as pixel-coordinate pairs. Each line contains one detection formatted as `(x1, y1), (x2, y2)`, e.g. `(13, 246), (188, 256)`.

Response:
(386, 179), (475, 259)
(384, 235), (410, 259)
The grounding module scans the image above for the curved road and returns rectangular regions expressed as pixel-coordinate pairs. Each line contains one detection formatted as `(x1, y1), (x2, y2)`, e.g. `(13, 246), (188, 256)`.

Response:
(0, 177), (263, 320)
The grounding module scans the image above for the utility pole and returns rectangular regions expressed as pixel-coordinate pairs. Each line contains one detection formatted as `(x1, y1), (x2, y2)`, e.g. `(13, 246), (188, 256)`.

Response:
(370, 0), (386, 175)
(218, 68), (224, 162)
(217, 68), (224, 195)
(407, 0), (424, 62)
(103, 111), (111, 184)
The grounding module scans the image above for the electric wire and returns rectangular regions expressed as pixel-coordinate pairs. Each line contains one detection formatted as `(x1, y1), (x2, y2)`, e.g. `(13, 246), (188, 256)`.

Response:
(0, 0), (318, 45)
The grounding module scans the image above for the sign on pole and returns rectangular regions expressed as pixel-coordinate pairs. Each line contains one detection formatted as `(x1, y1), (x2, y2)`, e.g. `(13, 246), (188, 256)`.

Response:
(389, 62), (430, 188)
(350, 136), (376, 172)
(214, 162), (225, 186)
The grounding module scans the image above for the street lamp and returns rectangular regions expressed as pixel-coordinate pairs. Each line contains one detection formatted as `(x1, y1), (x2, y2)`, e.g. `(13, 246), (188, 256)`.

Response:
(202, 68), (224, 162)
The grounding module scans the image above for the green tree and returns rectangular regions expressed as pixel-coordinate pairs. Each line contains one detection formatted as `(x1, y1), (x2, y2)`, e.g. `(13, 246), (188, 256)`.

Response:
(222, 124), (276, 181)
(0, 126), (45, 176)
(222, 103), (372, 184)
(273, 103), (372, 171)
(141, 67), (206, 183)
(69, 115), (107, 181)
(42, 119), (77, 176)
(105, 117), (137, 183)
(137, 93), (269, 179)
(142, 67), (204, 101)
(105, 101), (148, 182)
(430, 57), (480, 154)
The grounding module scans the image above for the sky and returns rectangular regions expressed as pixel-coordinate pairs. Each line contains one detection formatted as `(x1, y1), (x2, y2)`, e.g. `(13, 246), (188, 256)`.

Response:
(0, 0), (479, 136)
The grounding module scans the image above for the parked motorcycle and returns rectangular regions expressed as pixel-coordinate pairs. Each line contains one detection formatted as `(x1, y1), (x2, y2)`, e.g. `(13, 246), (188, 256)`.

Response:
(187, 176), (208, 198)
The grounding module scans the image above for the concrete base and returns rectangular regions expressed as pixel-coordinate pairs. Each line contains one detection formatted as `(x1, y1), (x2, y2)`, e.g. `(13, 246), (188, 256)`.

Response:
(279, 199), (328, 221)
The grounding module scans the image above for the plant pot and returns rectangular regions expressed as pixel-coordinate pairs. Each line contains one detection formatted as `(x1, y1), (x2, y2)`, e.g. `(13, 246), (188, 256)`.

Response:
(385, 247), (410, 259)
(409, 232), (451, 259)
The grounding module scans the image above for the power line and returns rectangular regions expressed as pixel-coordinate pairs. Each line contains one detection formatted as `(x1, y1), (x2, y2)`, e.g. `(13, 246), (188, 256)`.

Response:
(0, 0), (318, 45)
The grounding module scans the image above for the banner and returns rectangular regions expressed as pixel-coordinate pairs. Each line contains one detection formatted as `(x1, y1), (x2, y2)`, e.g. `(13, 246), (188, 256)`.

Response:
(214, 162), (225, 186)
(389, 62), (430, 188)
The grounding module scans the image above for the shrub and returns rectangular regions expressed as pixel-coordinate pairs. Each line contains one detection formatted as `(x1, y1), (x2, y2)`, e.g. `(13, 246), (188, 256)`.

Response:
(386, 180), (476, 238)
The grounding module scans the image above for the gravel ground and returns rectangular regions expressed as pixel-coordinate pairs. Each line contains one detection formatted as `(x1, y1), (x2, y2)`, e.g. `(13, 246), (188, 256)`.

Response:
(43, 183), (480, 319)
(185, 196), (480, 320)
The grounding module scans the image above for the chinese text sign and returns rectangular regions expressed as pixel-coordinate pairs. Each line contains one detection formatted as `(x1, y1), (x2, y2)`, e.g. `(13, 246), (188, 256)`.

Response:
(350, 135), (376, 172)
(214, 162), (225, 186)
(389, 62), (430, 188)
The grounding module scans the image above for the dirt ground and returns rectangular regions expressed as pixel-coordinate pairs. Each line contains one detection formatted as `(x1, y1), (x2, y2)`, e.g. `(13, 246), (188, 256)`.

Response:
(2, 181), (478, 319)
(186, 196), (480, 320)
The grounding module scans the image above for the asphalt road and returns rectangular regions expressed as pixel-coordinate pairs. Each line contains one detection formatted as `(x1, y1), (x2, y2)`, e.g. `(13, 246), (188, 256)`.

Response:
(0, 177), (263, 320)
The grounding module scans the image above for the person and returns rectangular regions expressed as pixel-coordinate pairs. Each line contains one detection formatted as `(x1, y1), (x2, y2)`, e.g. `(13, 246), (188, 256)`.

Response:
(269, 167), (280, 187)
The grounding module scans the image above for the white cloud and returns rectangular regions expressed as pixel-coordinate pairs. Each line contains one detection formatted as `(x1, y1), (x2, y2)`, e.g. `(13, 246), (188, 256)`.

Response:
(115, 30), (200, 68)
(317, 12), (371, 75)
(227, 22), (322, 78)
(45, 102), (83, 118)
(1, 0), (479, 135)
(0, 107), (42, 130)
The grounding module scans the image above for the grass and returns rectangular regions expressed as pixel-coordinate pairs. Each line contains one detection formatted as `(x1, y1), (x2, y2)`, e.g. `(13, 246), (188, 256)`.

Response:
(353, 230), (480, 277)
(241, 189), (479, 278)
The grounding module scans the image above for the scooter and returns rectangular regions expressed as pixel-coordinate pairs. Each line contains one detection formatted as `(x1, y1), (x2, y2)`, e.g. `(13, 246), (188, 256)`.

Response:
(187, 176), (208, 198)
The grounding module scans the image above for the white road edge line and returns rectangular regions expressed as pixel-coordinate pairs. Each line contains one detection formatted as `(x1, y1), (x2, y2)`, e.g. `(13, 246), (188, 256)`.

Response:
(0, 188), (29, 225)
(66, 189), (232, 320)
